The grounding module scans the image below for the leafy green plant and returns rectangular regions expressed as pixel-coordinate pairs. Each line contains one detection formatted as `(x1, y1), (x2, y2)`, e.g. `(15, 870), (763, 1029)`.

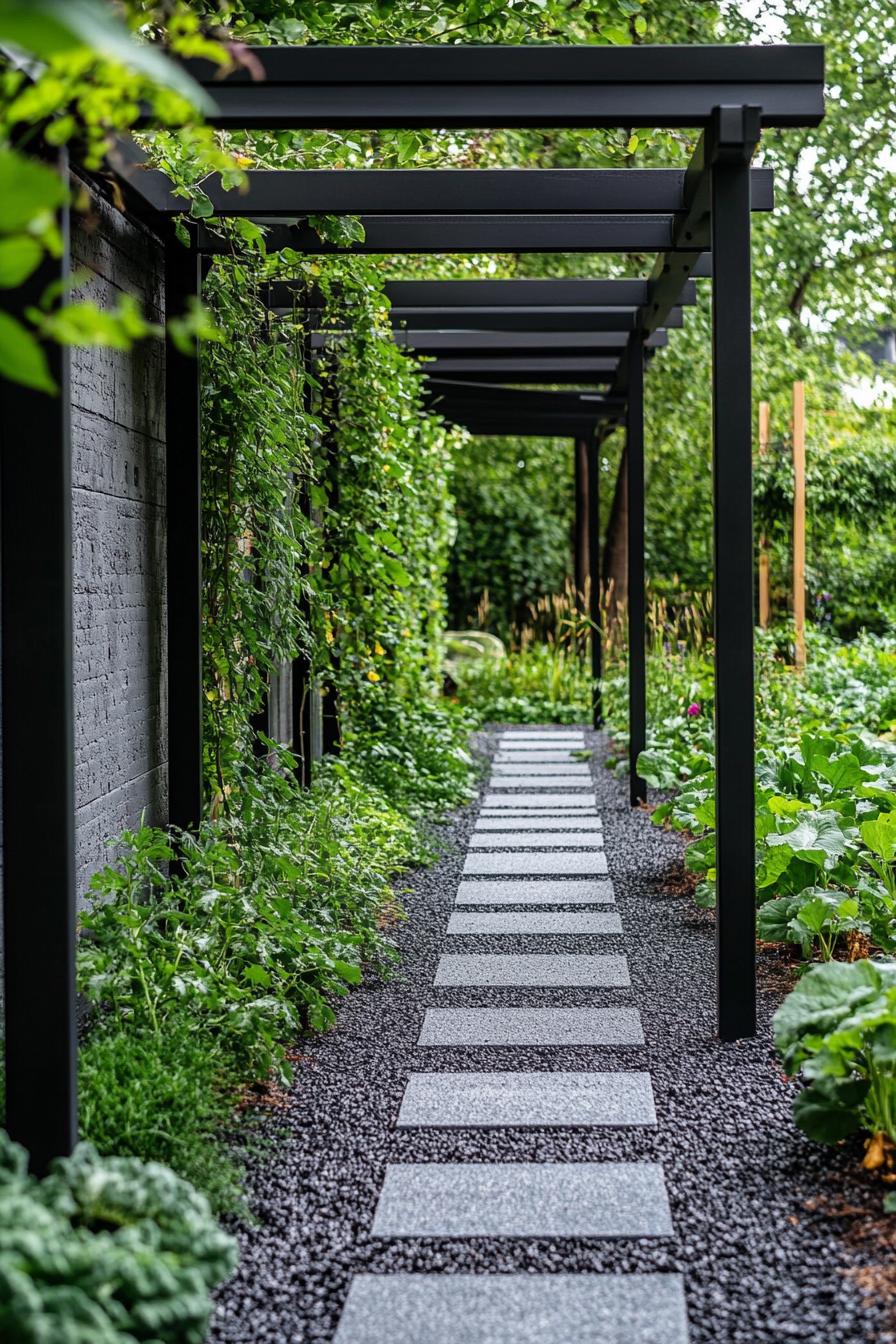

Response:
(78, 1018), (244, 1213)
(773, 959), (896, 1151)
(0, 1131), (236, 1343)
(78, 753), (417, 1089)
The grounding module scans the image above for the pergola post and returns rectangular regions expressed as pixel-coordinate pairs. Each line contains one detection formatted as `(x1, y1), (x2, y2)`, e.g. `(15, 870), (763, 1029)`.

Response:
(710, 106), (759, 1041)
(626, 339), (647, 806)
(586, 437), (603, 727)
(574, 437), (589, 608)
(1, 149), (77, 1172)
(166, 242), (204, 831)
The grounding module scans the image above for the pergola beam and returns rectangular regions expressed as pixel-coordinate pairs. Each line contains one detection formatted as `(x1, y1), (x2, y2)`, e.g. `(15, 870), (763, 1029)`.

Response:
(383, 279), (698, 307)
(422, 356), (620, 380)
(312, 330), (668, 352)
(427, 380), (623, 415)
(199, 215), (707, 256)
(124, 166), (773, 218)
(175, 44), (824, 130)
(274, 305), (686, 333)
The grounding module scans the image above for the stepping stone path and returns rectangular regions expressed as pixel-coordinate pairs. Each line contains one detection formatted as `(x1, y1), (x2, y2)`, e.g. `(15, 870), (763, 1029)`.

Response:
(334, 727), (690, 1343)
(468, 829), (604, 846)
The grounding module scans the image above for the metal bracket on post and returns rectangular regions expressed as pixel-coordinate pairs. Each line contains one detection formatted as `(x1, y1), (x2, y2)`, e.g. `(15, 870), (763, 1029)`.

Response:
(625, 337), (647, 807)
(166, 241), (204, 832)
(1, 148), (77, 1172)
(709, 104), (760, 1041)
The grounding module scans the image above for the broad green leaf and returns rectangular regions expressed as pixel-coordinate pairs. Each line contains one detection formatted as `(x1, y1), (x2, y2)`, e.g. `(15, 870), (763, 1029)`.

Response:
(0, 149), (67, 234)
(818, 753), (865, 792)
(243, 964), (271, 987)
(767, 795), (813, 816)
(0, 311), (55, 391)
(0, 0), (216, 110)
(757, 840), (796, 888)
(793, 1077), (868, 1144)
(767, 811), (854, 868)
(772, 959), (891, 1058)
(0, 235), (43, 286)
(758, 894), (802, 944)
(861, 811), (896, 862)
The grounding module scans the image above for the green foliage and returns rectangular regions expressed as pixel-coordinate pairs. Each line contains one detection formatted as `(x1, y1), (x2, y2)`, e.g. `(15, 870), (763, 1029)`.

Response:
(607, 628), (896, 961)
(455, 639), (591, 725)
(773, 960), (896, 1145)
(447, 435), (574, 636)
(78, 1020), (244, 1213)
(0, 1), (228, 389)
(0, 1132), (236, 1343)
(78, 753), (417, 1089)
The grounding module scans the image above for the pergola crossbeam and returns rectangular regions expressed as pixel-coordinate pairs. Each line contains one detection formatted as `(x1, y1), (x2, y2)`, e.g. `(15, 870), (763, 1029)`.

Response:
(198, 215), (716, 256)
(175, 44), (824, 129)
(311, 330), (668, 352)
(124, 166), (774, 217)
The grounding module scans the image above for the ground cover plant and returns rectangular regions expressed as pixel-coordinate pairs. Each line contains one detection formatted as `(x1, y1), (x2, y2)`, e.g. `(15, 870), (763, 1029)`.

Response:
(601, 624), (896, 1159)
(0, 1133), (237, 1344)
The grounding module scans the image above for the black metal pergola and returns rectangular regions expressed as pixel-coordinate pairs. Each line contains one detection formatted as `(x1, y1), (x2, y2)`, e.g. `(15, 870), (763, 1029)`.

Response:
(1, 43), (824, 1172)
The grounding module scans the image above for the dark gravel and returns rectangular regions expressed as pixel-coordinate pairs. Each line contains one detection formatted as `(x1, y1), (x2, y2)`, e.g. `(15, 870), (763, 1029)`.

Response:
(210, 727), (893, 1344)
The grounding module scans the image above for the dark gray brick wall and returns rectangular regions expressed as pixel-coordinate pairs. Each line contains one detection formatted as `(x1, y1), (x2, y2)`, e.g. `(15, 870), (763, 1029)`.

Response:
(70, 190), (168, 901)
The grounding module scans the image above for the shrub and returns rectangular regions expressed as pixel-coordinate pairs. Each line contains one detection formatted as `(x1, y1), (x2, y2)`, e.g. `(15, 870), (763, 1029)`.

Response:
(0, 1133), (237, 1344)
(773, 959), (896, 1148)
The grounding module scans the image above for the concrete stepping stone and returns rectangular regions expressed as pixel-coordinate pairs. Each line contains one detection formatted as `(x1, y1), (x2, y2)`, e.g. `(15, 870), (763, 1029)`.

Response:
(469, 831), (604, 848)
(446, 911), (622, 936)
(492, 763), (591, 777)
(434, 952), (628, 986)
(455, 879), (615, 905)
(483, 793), (597, 808)
(488, 776), (595, 790)
(371, 1162), (673, 1238)
(499, 732), (586, 743)
(480, 812), (600, 823)
(464, 852), (608, 876)
(396, 1071), (657, 1128)
(334, 1272), (689, 1344)
(475, 816), (602, 831)
(418, 1006), (644, 1046)
(494, 751), (585, 762)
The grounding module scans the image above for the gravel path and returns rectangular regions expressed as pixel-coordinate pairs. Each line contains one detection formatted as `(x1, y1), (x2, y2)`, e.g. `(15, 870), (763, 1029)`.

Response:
(210, 727), (892, 1344)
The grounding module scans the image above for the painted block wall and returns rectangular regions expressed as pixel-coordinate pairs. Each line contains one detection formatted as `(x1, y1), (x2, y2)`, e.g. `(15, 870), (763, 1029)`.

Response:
(70, 188), (168, 901)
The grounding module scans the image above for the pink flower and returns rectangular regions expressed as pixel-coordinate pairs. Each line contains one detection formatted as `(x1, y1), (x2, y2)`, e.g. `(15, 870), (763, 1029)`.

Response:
(686, 702), (701, 717)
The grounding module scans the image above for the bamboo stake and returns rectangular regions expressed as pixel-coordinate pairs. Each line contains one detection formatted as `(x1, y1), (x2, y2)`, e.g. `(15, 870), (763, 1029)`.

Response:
(757, 400), (770, 629)
(792, 381), (806, 669)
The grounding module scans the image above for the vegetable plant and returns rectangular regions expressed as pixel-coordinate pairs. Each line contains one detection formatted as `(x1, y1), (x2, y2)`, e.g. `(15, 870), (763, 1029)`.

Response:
(773, 960), (896, 1162)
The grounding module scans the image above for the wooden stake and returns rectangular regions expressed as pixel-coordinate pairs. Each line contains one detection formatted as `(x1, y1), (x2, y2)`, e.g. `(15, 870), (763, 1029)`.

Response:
(792, 381), (806, 669)
(757, 400), (770, 629)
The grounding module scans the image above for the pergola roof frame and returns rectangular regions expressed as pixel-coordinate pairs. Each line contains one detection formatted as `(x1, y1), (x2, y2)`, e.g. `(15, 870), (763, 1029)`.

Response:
(172, 43), (825, 129)
(2, 41), (825, 1177)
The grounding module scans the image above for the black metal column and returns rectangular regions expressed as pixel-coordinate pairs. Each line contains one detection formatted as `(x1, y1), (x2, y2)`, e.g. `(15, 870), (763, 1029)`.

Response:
(573, 437), (588, 606)
(710, 106), (759, 1040)
(586, 437), (603, 727)
(166, 243), (204, 831)
(1, 150), (77, 1171)
(626, 341), (647, 806)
